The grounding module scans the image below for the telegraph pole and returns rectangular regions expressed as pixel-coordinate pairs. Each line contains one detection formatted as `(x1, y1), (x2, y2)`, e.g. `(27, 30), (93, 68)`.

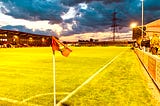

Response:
(112, 11), (117, 41)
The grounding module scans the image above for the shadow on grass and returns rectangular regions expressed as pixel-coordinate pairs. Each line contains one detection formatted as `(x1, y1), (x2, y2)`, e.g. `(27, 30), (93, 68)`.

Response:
(61, 103), (70, 106)
(56, 100), (70, 106)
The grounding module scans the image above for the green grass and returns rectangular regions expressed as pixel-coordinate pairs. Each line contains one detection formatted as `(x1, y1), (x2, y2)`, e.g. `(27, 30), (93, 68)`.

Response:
(0, 47), (53, 105)
(67, 49), (156, 106)
(0, 47), (158, 106)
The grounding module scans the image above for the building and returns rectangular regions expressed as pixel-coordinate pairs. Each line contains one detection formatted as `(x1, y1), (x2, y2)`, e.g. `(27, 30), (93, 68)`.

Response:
(132, 19), (160, 54)
(145, 19), (160, 39)
(133, 19), (160, 45)
(0, 29), (51, 48)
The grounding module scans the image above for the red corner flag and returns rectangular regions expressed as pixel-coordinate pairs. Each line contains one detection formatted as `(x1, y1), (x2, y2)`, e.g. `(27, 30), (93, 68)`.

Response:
(52, 36), (72, 57)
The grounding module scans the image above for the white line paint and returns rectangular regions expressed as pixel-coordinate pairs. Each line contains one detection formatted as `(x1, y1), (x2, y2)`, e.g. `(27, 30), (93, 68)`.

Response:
(21, 92), (70, 103)
(57, 51), (124, 106)
(0, 97), (19, 103)
(0, 97), (41, 106)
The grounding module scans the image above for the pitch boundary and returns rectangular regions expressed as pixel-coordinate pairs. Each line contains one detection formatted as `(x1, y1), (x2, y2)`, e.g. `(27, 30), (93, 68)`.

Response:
(0, 92), (69, 105)
(21, 92), (70, 103)
(57, 51), (124, 105)
(0, 97), (41, 106)
(0, 97), (19, 103)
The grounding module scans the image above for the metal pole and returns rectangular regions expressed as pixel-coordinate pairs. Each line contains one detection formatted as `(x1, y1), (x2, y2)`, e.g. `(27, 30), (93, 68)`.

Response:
(112, 11), (117, 41)
(53, 51), (56, 106)
(142, 0), (144, 39)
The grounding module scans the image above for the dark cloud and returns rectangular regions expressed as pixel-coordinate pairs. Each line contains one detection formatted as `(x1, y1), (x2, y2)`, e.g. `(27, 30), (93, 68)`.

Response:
(77, 2), (112, 27)
(1, 0), (67, 23)
(62, 1), (141, 35)
(60, 0), (90, 6)
(143, 0), (160, 23)
(0, 0), (160, 36)
(0, 25), (53, 35)
(144, 0), (160, 11)
(60, 0), (124, 6)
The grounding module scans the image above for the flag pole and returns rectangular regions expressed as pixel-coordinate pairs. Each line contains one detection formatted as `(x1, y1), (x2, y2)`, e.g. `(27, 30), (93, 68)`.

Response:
(53, 51), (56, 106)
(51, 35), (72, 106)
(142, 0), (144, 39)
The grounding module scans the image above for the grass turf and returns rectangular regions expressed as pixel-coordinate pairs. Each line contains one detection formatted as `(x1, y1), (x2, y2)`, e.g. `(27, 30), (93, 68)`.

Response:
(0, 47), (158, 106)
(66, 48), (157, 106)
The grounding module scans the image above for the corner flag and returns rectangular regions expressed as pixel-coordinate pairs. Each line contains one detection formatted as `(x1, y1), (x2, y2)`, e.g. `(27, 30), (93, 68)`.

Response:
(52, 36), (72, 106)
(52, 36), (72, 57)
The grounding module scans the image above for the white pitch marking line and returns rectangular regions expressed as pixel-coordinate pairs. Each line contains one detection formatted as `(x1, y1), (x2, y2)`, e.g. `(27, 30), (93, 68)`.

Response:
(0, 97), (41, 106)
(0, 97), (19, 103)
(57, 51), (124, 106)
(21, 92), (70, 103)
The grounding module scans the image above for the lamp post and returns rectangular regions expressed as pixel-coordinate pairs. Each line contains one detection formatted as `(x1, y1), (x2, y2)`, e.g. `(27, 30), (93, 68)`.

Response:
(141, 0), (144, 40)
(130, 23), (145, 33)
(130, 22), (137, 29)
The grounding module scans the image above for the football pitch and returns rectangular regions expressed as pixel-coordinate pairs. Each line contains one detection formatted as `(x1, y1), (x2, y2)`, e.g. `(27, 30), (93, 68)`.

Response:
(0, 47), (158, 106)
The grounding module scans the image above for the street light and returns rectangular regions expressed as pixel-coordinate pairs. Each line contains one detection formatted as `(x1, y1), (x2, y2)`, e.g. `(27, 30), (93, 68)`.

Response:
(130, 22), (146, 35)
(130, 22), (146, 49)
(130, 22), (138, 29)
(141, 0), (144, 39)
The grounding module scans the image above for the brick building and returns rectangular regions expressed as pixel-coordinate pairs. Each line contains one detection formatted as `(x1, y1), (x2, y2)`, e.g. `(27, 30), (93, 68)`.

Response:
(0, 29), (51, 47)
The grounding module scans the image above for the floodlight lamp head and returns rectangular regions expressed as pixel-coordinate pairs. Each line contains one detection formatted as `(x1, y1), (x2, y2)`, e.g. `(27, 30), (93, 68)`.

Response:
(130, 22), (138, 28)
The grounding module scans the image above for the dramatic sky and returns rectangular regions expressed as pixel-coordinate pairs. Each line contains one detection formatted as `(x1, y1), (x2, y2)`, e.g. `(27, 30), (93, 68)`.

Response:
(0, 0), (160, 41)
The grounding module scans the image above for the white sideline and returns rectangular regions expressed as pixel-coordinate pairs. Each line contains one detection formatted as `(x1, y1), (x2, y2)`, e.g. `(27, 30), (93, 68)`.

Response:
(0, 97), (41, 106)
(57, 51), (124, 106)
(21, 92), (70, 103)
(0, 92), (70, 105)
(0, 97), (19, 103)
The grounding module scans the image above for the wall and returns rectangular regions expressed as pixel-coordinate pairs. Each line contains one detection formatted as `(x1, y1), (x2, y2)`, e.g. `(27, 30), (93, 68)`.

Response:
(134, 48), (160, 89)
